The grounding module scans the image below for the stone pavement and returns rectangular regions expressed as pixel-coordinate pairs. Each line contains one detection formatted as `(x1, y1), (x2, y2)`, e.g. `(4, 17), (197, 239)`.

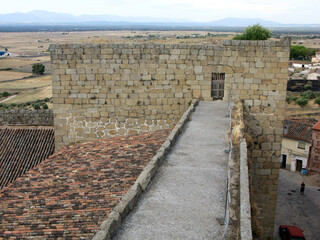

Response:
(114, 101), (229, 240)
(274, 169), (320, 240)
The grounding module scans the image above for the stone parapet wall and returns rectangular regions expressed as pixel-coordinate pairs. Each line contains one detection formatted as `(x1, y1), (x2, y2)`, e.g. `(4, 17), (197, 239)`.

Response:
(50, 38), (290, 237)
(0, 110), (53, 126)
(56, 115), (175, 145)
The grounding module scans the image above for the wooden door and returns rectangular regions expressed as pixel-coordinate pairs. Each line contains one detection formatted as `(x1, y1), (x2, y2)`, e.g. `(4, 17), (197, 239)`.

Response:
(296, 160), (302, 172)
(211, 73), (225, 99)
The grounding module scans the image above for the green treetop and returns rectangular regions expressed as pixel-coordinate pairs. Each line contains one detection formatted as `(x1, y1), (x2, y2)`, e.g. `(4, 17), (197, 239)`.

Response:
(233, 24), (272, 40)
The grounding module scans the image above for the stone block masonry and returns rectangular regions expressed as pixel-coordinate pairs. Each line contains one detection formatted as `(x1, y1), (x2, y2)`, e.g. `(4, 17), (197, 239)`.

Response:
(50, 37), (290, 238)
(0, 109), (53, 126)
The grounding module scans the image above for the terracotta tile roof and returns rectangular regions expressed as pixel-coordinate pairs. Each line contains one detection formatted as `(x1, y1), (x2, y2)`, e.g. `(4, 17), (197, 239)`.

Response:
(0, 127), (55, 190)
(283, 119), (314, 142)
(0, 129), (170, 239)
(313, 120), (320, 131)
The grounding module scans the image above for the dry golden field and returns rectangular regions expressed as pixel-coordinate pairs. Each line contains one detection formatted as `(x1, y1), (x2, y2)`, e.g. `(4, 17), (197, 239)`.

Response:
(0, 31), (234, 56)
(0, 75), (51, 89)
(0, 57), (50, 69)
(0, 71), (32, 82)
(291, 38), (320, 49)
(5, 85), (52, 104)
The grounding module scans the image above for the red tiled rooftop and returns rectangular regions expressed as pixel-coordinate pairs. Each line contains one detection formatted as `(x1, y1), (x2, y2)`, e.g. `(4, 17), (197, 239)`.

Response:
(283, 119), (314, 142)
(312, 120), (320, 131)
(0, 127), (55, 190)
(0, 129), (170, 239)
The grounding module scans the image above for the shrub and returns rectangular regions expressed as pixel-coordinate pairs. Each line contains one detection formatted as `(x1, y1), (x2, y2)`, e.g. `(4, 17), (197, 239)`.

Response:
(233, 24), (272, 40)
(2, 92), (9, 97)
(42, 103), (49, 109)
(300, 90), (316, 99)
(296, 97), (309, 107)
(286, 96), (291, 103)
(315, 97), (320, 105)
(32, 63), (45, 75)
(304, 84), (312, 90)
(44, 97), (50, 102)
(33, 104), (40, 110)
(286, 96), (298, 103)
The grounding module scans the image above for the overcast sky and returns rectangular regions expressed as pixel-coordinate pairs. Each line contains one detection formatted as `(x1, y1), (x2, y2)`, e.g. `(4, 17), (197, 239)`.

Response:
(2, 0), (319, 24)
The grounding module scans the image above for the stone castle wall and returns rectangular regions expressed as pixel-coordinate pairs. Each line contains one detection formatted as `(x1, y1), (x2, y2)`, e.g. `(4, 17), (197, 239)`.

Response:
(0, 110), (53, 126)
(50, 37), (290, 237)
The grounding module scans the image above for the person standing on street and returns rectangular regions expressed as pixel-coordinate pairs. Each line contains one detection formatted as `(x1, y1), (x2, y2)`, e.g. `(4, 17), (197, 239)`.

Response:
(300, 181), (305, 195)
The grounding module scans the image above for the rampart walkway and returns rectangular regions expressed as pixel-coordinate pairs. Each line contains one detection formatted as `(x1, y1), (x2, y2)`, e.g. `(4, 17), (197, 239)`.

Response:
(114, 101), (230, 240)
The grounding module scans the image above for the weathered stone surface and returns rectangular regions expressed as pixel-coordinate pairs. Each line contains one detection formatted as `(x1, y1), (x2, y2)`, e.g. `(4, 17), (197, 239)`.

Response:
(0, 110), (53, 126)
(92, 230), (110, 240)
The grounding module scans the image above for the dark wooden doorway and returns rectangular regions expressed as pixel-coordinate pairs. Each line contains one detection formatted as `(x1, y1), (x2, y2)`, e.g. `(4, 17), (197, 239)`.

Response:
(281, 154), (287, 168)
(296, 160), (303, 172)
(211, 73), (225, 99)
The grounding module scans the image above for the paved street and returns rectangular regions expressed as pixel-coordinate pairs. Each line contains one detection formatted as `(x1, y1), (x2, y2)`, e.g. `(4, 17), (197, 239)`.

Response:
(274, 169), (320, 240)
(114, 101), (229, 240)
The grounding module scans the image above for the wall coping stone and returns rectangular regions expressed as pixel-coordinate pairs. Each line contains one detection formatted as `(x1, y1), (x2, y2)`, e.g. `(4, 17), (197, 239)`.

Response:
(50, 37), (290, 52)
(240, 139), (253, 240)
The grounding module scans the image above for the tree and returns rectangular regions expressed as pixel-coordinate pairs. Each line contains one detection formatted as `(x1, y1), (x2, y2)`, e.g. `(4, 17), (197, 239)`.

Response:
(233, 24), (272, 40)
(32, 63), (45, 75)
(296, 97), (308, 108)
(290, 45), (309, 59)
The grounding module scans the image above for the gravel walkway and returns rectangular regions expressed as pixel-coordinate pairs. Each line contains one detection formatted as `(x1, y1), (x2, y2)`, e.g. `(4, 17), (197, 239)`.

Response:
(114, 101), (229, 240)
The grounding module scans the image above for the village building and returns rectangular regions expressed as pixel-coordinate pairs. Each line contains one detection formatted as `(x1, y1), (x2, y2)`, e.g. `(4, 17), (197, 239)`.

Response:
(307, 68), (320, 80)
(312, 51), (320, 63)
(308, 120), (320, 171)
(281, 119), (315, 172)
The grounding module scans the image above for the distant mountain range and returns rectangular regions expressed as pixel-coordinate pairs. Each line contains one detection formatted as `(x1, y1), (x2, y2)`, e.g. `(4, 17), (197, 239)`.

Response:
(0, 10), (318, 27)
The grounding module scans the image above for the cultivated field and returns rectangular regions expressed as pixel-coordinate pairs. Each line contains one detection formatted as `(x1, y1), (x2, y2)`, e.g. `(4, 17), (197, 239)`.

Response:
(0, 75), (51, 89)
(0, 31), (234, 56)
(0, 71), (32, 82)
(291, 38), (320, 49)
(0, 56), (50, 69)
(5, 85), (52, 104)
(285, 97), (320, 118)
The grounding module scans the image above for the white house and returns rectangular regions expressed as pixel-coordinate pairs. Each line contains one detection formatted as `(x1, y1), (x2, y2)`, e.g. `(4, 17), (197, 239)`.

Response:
(312, 52), (320, 63)
(281, 119), (314, 172)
